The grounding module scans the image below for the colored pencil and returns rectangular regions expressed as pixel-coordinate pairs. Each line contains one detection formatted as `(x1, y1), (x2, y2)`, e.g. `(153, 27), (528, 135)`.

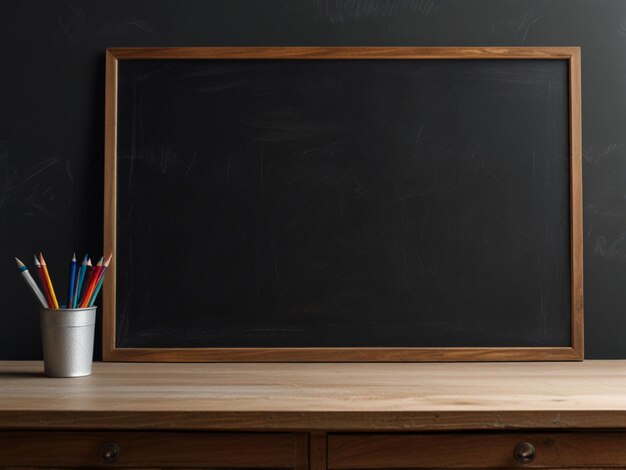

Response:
(15, 258), (48, 308)
(76, 257), (93, 308)
(39, 253), (59, 309)
(34, 255), (54, 308)
(84, 258), (93, 296)
(88, 254), (112, 307)
(80, 256), (104, 308)
(72, 254), (89, 308)
(79, 257), (103, 308)
(66, 253), (77, 308)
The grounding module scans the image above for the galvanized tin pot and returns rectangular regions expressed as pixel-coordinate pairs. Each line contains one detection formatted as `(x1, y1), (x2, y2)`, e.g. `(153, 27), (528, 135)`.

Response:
(40, 307), (96, 377)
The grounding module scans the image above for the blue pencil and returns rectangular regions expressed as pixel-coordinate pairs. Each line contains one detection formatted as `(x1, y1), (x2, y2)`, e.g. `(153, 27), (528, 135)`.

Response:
(72, 254), (89, 308)
(67, 254), (77, 308)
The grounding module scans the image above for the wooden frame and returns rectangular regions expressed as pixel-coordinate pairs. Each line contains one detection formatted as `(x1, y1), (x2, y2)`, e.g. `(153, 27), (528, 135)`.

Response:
(103, 47), (583, 362)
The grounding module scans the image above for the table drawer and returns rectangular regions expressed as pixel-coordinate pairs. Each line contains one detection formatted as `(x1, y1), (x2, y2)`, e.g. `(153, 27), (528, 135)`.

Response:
(328, 432), (626, 468)
(0, 431), (307, 468)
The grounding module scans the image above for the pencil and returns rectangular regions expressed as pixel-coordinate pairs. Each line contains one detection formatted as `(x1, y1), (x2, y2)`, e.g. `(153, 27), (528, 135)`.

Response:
(80, 256), (104, 308)
(84, 258), (93, 292)
(34, 255), (54, 308)
(88, 254), (112, 307)
(86, 258), (92, 277)
(39, 253), (59, 309)
(15, 258), (48, 308)
(88, 254), (113, 307)
(79, 257), (103, 308)
(72, 254), (89, 308)
(67, 253), (77, 309)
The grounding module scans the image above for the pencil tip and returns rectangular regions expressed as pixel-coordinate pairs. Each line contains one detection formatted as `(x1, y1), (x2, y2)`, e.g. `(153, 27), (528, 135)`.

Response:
(34, 255), (40, 266)
(15, 257), (24, 267)
(39, 253), (45, 264)
(72, 253), (76, 261)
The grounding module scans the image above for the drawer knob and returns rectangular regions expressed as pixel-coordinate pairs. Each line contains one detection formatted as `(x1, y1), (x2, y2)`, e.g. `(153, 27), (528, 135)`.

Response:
(100, 442), (121, 464)
(513, 442), (536, 464)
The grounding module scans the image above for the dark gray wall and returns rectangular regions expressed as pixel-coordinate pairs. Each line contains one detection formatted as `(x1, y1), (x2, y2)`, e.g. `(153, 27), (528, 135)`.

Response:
(1, 0), (625, 360)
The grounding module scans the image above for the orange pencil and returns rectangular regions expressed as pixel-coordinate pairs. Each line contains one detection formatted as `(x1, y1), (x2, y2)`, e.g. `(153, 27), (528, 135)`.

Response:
(39, 253), (59, 309)
(79, 257), (103, 308)
(86, 254), (112, 307)
(34, 255), (54, 309)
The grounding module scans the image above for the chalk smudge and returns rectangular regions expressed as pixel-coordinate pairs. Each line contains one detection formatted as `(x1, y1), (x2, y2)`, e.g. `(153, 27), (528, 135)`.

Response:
(314, 0), (441, 23)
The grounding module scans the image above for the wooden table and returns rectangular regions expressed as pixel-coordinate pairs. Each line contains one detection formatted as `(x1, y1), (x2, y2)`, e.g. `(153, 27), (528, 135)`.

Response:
(1, 360), (626, 468)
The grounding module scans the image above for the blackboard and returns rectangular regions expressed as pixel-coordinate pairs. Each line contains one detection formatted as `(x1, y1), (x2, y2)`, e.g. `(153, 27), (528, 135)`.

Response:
(104, 47), (582, 362)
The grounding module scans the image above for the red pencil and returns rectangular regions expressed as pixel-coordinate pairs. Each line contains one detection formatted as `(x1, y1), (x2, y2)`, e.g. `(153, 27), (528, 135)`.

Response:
(84, 253), (112, 307)
(34, 255), (54, 309)
(79, 257), (103, 308)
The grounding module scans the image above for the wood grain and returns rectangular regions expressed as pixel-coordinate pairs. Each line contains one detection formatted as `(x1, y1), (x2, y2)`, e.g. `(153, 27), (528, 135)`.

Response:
(107, 46), (581, 60)
(310, 433), (328, 470)
(103, 49), (117, 362)
(0, 432), (303, 468)
(1, 361), (625, 431)
(569, 47), (584, 360)
(295, 433), (310, 470)
(104, 346), (582, 362)
(328, 432), (626, 468)
(103, 46), (583, 363)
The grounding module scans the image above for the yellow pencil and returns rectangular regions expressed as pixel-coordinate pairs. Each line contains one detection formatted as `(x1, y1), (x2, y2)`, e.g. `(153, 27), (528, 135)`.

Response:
(39, 253), (59, 309)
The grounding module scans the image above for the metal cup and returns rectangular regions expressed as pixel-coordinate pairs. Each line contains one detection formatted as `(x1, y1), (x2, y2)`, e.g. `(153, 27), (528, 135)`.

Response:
(40, 307), (96, 377)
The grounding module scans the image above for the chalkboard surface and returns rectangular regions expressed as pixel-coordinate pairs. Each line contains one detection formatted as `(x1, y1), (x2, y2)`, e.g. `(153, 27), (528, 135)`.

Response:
(108, 48), (580, 359)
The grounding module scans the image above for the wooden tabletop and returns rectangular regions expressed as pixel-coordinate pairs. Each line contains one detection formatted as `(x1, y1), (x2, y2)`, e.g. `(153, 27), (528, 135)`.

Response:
(1, 361), (626, 431)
